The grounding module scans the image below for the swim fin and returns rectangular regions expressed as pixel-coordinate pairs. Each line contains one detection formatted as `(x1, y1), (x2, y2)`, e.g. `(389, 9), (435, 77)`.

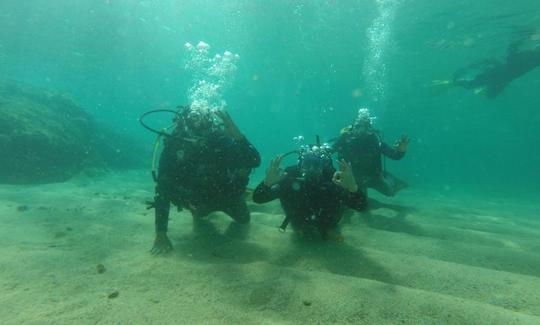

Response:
(473, 86), (487, 96)
(428, 79), (454, 95)
(382, 171), (408, 194)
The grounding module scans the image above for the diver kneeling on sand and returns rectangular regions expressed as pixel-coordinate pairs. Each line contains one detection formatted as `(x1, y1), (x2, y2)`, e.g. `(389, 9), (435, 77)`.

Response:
(332, 108), (409, 197)
(140, 105), (261, 255)
(252, 140), (367, 240)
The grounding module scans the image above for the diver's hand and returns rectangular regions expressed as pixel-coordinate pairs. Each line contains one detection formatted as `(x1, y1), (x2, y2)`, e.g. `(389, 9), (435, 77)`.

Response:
(214, 110), (244, 140)
(264, 155), (285, 187)
(395, 134), (410, 152)
(332, 159), (358, 192)
(151, 231), (173, 255)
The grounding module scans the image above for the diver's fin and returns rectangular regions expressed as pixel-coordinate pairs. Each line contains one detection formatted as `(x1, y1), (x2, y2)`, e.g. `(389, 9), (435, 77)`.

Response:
(428, 79), (454, 95)
(382, 171), (408, 194)
(473, 87), (487, 96)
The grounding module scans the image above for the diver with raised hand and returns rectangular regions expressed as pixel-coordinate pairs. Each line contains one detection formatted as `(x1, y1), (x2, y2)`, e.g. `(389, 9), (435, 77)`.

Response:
(146, 105), (260, 254)
(252, 142), (366, 239)
(333, 108), (409, 197)
(430, 33), (540, 98)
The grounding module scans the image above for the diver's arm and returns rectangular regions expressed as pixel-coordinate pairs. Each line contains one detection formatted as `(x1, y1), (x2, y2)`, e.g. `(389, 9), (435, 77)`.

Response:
(153, 142), (177, 233)
(333, 159), (367, 210)
(151, 145), (176, 254)
(215, 110), (244, 141)
(154, 189), (171, 233)
(341, 188), (367, 211)
(331, 133), (344, 151)
(381, 142), (405, 160)
(253, 155), (287, 203)
(215, 108), (262, 167)
(235, 137), (261, 168)
(152, 192), (172, 255)
(331, 130), (351, 155)
(252, 181), (280, 203)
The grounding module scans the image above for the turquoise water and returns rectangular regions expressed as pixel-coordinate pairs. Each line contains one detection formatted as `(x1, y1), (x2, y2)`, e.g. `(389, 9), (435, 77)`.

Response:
(1, 0), (539, 194)
(2, 2), (540, 323)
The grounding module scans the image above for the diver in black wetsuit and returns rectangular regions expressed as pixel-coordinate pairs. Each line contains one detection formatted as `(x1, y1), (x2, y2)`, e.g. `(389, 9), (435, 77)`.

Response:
(150, 107), (260, 254)
(252, 144), (366, 239)
(333, 108), (409, 197)
(431, 35), (540, 98)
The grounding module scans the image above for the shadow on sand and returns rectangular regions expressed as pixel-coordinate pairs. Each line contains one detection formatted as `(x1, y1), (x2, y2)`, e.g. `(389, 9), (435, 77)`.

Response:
(274, 233), (395, 286)
(172, 214), (270, 265)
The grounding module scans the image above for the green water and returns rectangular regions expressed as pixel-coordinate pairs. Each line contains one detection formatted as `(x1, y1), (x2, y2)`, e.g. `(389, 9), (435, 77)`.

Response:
(1, 0), (539, 195)
(1, 2), (540, 323)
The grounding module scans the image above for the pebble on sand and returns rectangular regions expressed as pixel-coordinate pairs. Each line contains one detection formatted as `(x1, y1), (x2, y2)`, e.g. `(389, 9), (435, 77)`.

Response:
(108, 290), (119, 299)
(96, 264), (106, 274)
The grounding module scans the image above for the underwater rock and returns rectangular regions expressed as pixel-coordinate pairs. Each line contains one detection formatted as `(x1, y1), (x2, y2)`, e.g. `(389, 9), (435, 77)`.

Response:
(0, 81), (145, 184)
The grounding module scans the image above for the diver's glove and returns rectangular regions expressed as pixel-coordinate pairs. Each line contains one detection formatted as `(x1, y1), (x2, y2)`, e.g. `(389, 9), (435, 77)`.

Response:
(264, 155), (286, 186)
(332, 159), (358, 193)
(214, 109), (244, 140)
(394, 134), (410, 152)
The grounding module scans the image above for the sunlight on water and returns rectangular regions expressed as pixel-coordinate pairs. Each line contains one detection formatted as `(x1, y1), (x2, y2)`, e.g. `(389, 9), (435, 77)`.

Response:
(363, 0), (403, 110)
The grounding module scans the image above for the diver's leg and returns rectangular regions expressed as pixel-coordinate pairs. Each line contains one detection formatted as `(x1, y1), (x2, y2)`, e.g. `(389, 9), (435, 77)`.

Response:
(189, 204), (212, 220)
(318, 206), (344, 240)
(222, 198), (251, 224)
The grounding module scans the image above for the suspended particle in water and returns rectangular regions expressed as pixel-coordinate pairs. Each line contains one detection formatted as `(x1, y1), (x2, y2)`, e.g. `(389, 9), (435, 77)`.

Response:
(351, 88), (363, 98)
(463, 37), (475, 47)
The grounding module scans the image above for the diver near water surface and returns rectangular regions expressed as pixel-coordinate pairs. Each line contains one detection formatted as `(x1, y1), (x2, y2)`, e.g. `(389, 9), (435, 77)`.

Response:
(431, 34), (540, 98)
(252, 143), (367, 239)
(333, 108), (409, 197)
(145, 106), (260, 254)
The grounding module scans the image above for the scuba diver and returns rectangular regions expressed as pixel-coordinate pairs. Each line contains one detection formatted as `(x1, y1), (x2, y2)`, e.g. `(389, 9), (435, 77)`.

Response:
(141, 105), (260, 255)
(333, 108), (409, 197)
(430, 34), (540, 98)
(252, 142), (366, 239)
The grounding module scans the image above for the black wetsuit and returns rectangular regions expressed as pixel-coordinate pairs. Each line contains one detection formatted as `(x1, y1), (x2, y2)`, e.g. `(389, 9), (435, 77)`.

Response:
(154, 130), (260, 232)
(333, 130), (405, 196)
(453, 43), (540, 98)
(252, 165), (366, 237)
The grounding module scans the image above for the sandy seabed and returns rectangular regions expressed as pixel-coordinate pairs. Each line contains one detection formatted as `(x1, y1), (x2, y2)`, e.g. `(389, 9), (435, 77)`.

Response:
(1, 170), (539, 324)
